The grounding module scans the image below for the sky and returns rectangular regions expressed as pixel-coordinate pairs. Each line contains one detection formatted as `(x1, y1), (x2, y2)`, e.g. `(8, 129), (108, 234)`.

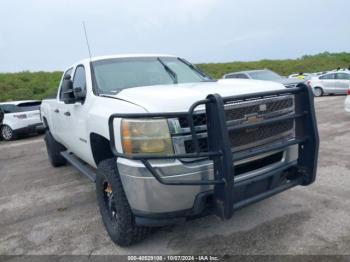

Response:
(0, 0), (350, 72)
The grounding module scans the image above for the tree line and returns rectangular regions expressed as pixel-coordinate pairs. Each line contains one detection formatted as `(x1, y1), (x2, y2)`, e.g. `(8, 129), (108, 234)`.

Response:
(1, 52), (350, 102)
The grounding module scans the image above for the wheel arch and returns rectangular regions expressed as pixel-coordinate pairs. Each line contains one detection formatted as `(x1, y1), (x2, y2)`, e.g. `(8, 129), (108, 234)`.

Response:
(90, 132), (114, 166)
(313, 86), (325, 95)
(42, 116), (49, 130)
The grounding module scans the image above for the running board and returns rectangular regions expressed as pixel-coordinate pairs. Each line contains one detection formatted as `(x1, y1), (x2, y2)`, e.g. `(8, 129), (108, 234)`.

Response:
(61, 151), (96, 182)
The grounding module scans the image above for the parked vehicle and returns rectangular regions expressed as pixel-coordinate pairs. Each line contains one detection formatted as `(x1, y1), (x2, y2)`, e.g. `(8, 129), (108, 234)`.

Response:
(41, 54), (319, 246)
(307, 71), (350, 97)
(0, 100), (44, 141)
(223, 69), (304, 88)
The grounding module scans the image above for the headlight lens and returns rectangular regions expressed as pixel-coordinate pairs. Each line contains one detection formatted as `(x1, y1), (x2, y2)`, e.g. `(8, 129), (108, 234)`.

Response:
(121, 119), (174, 155)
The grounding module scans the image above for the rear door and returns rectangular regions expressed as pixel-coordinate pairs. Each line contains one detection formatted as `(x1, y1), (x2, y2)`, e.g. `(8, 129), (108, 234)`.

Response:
(335, 73), (350, 94)
(319, 73), (336, 93)
(1, 104), (20, 129)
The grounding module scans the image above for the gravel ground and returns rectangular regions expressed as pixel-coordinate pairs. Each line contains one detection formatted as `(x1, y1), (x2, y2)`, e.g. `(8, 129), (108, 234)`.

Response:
(0, 96), (349, 256)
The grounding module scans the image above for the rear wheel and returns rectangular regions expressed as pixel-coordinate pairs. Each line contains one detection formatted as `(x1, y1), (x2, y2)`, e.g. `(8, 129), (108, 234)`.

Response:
(96, 159), (149, 246)
(313, 87), (323, 97)
(44, 130), (67, 167)
(0, 125), (15, 141)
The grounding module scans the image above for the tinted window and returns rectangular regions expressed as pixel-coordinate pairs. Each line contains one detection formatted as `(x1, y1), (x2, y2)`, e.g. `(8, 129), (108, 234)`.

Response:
(248, 70), (282, 81)
(226, 73), (248, 79)
(1, 104), (19, 114)
(73, 66), (86, 90)
(319, 74), (335, 80)
(59, 68), (73, 101)
(17, 101), (41, 112)
(225, 74), (239, 79)
(336, 73), (350, 80)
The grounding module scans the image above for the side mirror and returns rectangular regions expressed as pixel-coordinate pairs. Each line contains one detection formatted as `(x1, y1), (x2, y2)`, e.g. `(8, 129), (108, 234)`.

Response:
(61, 79), (76, 104)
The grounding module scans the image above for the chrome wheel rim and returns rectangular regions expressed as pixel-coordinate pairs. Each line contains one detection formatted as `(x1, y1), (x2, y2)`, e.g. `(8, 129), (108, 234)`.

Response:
(1, 126), (12, 140)
(314, 88), (322, 97)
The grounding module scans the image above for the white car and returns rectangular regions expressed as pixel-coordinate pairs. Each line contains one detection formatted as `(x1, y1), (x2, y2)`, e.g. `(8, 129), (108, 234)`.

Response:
(307, 71), (350, 97)
(0, 100), (44, 141)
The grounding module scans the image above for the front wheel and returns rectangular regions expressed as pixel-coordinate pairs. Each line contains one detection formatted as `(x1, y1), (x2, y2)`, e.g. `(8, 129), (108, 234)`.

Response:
(0, 125), (15, 141)
(96, 159), (149, 246)
(313, 87), (323, 97)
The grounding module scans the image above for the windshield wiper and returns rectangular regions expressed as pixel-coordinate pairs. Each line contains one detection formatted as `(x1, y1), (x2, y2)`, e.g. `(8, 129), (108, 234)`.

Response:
(177, 57), (213, 80)
(157, 58), (178, 84)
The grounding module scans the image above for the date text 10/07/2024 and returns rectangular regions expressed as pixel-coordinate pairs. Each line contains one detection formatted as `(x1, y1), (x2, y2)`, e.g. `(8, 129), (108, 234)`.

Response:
(127, 255), (220, 261)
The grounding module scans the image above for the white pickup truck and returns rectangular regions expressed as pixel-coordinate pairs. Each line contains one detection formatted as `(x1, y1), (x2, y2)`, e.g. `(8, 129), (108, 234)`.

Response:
(41, 54), (319, 246)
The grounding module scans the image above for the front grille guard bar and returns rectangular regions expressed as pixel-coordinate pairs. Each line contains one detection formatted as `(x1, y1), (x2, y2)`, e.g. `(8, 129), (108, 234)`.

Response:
(108, 85), (319, 217)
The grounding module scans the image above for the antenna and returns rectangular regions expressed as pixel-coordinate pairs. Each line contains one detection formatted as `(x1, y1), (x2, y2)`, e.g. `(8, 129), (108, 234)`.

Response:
(82, 21), (92, 60)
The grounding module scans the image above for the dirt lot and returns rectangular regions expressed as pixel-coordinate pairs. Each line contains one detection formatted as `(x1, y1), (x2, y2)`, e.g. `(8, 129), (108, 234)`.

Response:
(0, 96), (350, 256)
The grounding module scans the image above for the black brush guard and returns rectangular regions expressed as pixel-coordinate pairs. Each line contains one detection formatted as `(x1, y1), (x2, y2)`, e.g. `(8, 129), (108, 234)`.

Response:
(108, 85), (319, 220)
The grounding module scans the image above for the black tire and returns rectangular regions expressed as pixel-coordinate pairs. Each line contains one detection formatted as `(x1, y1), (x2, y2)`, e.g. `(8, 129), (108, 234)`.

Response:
(313, 87), (323, 97)
(96, 159), (149, 246)
(44, 130), (67, 167)
(0, 125), (15, 141)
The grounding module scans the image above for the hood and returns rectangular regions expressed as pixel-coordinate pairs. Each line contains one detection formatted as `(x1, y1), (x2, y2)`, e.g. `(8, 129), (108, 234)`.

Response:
(113, 79), (286, 113)
(277, 78), (305, 86)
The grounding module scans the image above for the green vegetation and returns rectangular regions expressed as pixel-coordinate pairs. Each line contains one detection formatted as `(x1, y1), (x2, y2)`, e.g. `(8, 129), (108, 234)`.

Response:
(0, 71), (62, 102)
(198, 52), (350, 79)
(1, 52), (350, 102)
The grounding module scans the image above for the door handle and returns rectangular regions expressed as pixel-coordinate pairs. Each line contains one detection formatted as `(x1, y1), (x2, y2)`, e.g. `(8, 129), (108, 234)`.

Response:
(54, 109), (59, 113)
(64, 111), (71, 117)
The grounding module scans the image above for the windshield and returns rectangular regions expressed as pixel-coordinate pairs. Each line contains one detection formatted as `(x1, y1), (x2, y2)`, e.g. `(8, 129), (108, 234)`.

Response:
(248, 70), (282, 81)
(92, 57), (211, 94)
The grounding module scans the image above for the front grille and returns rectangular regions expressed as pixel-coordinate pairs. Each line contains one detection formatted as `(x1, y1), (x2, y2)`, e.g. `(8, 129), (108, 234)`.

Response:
(178, 97), (293, 128)
(184, 119), (294, 153)
(180, 95), (295, 154)
(225, 98), (293, 122)
(229, 119), (294, 148)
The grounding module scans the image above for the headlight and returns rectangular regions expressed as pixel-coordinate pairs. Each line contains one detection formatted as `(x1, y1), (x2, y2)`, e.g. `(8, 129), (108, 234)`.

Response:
(121, 119), (174, 155)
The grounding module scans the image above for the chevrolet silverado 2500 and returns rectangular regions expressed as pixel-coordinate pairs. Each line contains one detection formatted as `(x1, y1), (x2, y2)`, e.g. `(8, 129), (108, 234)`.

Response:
(41, 54), (319, 246)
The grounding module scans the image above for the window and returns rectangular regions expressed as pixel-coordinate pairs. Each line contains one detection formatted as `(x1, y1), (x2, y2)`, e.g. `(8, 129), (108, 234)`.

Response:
(225, 74), (238, 79)
(17, 101), (41, 112)
(237, 74), (249, 79)
(319, 73), (335, 80)
(336, 73), (350, 80)
(59, 68), (73, 101)
(92, 57), (209, 94)
(226, 73), (248, 79)
(248, 70), (283, 81)
(73, 66), (86, 90)
(1, 104), (19, 114)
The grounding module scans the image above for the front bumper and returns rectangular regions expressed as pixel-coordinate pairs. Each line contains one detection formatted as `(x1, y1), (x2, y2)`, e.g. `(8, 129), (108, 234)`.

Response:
(118, 145), (298, 213)
(110, 85), (319, 226)
(13, 123), (45, 135)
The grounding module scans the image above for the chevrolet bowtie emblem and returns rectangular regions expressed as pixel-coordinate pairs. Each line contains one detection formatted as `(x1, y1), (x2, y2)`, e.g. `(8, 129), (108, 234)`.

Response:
(245, 114), (262, 124)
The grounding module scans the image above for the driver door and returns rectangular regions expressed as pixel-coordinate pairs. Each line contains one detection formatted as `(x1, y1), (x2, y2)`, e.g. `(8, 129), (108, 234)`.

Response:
(60, 65), (91, 163)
